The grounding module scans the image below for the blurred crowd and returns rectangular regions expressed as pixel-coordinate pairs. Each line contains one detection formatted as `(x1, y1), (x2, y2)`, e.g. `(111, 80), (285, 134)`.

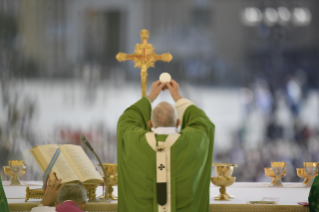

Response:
(214, 75), (319, 182)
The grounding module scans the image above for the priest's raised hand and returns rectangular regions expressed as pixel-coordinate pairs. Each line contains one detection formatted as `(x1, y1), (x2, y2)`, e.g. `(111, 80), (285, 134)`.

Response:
(165, 79), (182, 102)
(117, 79), (215, 212)
(147, 80), (167, 102)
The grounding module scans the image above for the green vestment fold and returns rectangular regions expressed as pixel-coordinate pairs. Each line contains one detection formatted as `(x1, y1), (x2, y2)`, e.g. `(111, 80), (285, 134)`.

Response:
(309, 175), (319, 212)
(117, 97), (215, 212)
(0, 176), (9, 212)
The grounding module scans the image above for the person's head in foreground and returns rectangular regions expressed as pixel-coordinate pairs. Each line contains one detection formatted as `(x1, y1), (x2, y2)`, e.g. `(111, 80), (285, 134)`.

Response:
(148, 101), (180, 129)
(55, 184), (87, 210)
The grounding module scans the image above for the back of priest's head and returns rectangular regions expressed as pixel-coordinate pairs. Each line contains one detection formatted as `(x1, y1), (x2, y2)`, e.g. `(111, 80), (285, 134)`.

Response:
(57, 184), (87, 206)
(151, 101), (177, 128)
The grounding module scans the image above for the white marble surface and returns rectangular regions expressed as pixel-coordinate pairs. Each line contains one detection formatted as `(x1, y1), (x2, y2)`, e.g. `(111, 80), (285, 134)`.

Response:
(3, 181), (310, 205)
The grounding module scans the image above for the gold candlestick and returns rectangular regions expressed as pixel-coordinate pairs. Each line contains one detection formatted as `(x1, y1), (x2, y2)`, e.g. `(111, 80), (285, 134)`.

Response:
(116, 29), (172, 97)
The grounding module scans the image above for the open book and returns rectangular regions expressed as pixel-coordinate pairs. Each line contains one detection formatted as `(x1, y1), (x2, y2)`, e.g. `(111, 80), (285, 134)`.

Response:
(30, 144), (103, 184)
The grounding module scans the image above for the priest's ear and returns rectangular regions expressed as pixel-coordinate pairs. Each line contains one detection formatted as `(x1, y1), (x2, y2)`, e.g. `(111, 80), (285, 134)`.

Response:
(148, 120), (153, 129)
(176, 119), (180, 128)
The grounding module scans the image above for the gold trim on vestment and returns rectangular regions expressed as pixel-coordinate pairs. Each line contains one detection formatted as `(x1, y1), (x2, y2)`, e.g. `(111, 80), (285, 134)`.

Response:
(8, 203), (308, 212)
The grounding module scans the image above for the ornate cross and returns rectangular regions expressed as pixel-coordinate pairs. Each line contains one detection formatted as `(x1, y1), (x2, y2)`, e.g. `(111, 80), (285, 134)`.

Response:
(116, 29), (172, 97)
(158, 164), (165, 170)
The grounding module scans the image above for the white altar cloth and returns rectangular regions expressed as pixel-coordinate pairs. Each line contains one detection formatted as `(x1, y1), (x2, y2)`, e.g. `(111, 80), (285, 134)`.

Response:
(3, 181), (310, 205)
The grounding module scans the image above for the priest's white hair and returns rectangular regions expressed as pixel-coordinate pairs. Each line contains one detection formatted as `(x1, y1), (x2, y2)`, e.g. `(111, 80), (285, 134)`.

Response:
(57, 184), (87, 205)
(151, 101), (177, 128)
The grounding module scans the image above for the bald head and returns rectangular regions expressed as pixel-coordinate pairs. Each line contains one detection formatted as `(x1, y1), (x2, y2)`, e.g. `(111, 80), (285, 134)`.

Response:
(151, 102), (177, 128)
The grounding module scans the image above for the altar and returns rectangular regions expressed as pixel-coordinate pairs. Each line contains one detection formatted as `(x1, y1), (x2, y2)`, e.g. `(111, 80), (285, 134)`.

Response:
(4, 181), (310, 212)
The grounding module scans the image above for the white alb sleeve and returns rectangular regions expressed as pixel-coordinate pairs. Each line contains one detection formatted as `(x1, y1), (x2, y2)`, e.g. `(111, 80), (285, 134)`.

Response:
(174, 98), (194, 123)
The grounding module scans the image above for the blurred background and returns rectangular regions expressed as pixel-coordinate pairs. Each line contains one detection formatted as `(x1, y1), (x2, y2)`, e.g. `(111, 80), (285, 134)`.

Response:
(0, 0), (318, 182)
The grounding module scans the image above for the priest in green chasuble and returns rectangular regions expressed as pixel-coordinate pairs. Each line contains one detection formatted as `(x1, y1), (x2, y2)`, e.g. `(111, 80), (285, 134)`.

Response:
(117, 79), (215, 212)
(0, 176), (9, 212)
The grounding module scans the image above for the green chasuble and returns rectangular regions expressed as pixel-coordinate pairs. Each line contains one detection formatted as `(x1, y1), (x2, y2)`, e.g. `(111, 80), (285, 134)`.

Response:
(309, 175), (319, 212)
(0, 176), (9, 212)
(117, 97), (215, 212)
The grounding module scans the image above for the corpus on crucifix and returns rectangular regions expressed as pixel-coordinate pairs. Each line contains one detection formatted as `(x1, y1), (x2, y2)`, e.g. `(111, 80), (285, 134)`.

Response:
(116, 29), (172, 97)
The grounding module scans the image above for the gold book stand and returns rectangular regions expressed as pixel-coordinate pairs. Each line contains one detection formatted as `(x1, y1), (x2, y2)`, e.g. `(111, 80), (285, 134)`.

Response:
(25, 183), (98, 202)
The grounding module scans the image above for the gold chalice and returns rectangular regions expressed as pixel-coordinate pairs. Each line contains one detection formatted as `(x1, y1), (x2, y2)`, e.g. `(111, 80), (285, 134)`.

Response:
(297, 168), (318, 185)
(8, 160), (24, 185)
(211, 176), (236, 201)
(214, 164), (238, 177)
(271, 162), (286, 187)
(213, 164), (237, 199)
(3, 166), (26, 183)
(304, 162), (318, 187)
(264, 167), (286, 184)
(97, 163), (118, 200)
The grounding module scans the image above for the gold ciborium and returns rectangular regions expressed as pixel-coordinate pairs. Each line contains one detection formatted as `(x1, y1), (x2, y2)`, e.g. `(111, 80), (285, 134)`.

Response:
(264, 167), (286, 184)
(213, 164), (237, 199)
(271, 162), (286, 187)
(211, 176), (236, 201)
(304, 162), (318, 187)
(3, 166), (26, 183)
(8, 160), (24, 185)
(297, 168), (318, 185)
(214, 164), (238, 177)
(98, 163), (118, 200)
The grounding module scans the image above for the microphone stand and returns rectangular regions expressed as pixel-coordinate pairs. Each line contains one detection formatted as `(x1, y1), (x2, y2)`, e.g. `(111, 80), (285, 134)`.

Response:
(80, 135), (110, 202)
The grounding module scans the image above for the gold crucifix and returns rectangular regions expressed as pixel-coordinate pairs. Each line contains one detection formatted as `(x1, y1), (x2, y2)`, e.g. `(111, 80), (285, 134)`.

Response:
(116, 29), (172, 97)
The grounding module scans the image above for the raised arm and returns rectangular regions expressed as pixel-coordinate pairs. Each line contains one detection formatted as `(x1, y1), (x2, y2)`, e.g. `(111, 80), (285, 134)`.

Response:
(117, 97), (152, 134)
(117, 80), (166, 135)
(166, 80), (214, 133)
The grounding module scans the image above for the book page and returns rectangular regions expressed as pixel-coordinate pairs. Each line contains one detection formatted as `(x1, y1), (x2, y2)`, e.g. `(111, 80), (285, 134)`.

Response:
(36, 144), (79, 183)
(60, 144), (103, 183)
(30, 149), (46, 172)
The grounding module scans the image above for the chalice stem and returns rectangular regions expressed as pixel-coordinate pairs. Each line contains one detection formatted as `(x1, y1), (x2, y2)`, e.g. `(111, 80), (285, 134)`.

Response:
(273, 177), (283, 187)
(108, 185), (118, 200)
(225, 191), (235, 199)
(111, 193), (118, 200)
(10, 166), (23, 185)
(215, 187), (230, 201)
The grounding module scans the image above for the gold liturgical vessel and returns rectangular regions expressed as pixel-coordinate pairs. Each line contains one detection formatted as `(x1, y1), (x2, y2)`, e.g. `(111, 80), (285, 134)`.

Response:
(3, 165), (26, 183)
(303, 162), (318, 187)
(26, 183), (100, 202)
(98, 163), (118, 200)
(264, 167), (286, 185)
(116, 29), (172, 97)
(211, 164), (237, 201)
(297, 168), (318, 185)
(270, 162), (286, 187)
(7, 160), (25, 185)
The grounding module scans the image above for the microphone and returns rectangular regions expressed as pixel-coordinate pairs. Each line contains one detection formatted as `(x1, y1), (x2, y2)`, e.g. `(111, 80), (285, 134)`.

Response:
(80, 135), (94, 152)
(80, 135), (109, 202)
